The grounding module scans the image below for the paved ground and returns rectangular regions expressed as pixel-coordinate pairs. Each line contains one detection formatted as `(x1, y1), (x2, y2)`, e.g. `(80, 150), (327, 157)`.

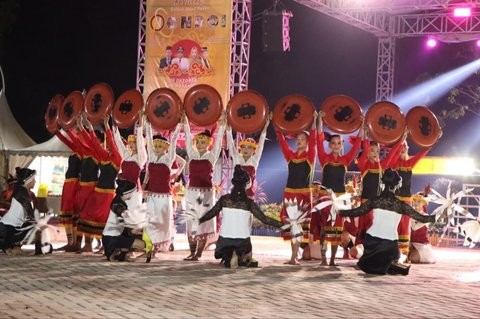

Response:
(1, 234), (480, 319)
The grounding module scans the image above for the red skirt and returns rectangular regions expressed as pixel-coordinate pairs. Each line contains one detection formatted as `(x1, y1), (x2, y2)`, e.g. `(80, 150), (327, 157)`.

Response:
(76, 182), (96, 217)
(280, 189), (312, 242)
(77, 188), (114, 238)
(58, 178), (79, 227)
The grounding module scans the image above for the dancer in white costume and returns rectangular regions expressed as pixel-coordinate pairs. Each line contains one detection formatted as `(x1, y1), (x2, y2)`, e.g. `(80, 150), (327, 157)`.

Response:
(226, 118), (269, 199)
(113, 116), (147, 210)
(183, 114), (226, 261)
(143, 116), (182, 252)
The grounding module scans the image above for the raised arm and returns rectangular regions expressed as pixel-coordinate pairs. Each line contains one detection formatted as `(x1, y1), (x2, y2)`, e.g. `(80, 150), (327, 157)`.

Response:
(382, 138), (404, 169)
(357, 138), (370, 172)
(136, 117), (148, 168)
(56, 130), (76, 151)
(342, 132), (363, 166)
(275, 130), (293, 161)
(145, 120), (155, 163)
(405, 147), (431, 168)
(210, 117), (226, 163)
(316, 131), (328, 166)
(167, 122), (182, 166)
(249, 200), (283, 228)
(104, 118), (122, 167)
(252, 118), (269, 164)
(339, 200), (374, 218)
(112, 126), (129, 159)
(307, 125), (317, 164)
(226, 125), (240, 160)
(183, 116), (195, 159)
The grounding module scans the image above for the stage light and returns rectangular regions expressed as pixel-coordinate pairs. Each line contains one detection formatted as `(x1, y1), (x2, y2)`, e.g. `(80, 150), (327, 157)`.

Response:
(393, 59), (480, 110)
(412, 157), (475, 175)
(454, 7), (472, 17)
(426, 37), (438, 48)
(476, 39), (480, 47)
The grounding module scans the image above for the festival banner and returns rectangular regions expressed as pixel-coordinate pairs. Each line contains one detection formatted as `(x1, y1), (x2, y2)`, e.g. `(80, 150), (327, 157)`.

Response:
(144, 0), (232, 105)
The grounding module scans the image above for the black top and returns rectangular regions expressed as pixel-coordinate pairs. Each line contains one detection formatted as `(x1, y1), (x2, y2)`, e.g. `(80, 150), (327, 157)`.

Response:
(199, 194), (284, 228)
(395, 169), (412, 198)
(361, 171), (380, 200)
(12, 185), (34, 219)
(340, 191), (435, 224)
(286, 161), (312, 189)
(96, 163), (119, 191)
(65, 153), (81, 179)
(322, 163), (346, 193)
(79, 157), (98, 183)
(111, 195), (128, 217)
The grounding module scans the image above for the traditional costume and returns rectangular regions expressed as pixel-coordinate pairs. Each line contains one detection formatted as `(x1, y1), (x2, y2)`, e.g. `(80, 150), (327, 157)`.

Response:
(276, 128), (316, 243)
(315, 133), (361, 246)
(408, 192), (436, 263)
(390, 147), (431, 254)
(102, 179), (139, 261)
(352, 139), (402, 244)
(184, 119), (225, 259)
(77, 127), (122, 238)
(340, 169), (435, 275)
(55, 130), (89, 236)
(199, 166), (283, 267)
(143, 121), (181, 251)
(226, 122), (268, 199)
(113, 125), (147, 210)
(0, 168), (36, 251)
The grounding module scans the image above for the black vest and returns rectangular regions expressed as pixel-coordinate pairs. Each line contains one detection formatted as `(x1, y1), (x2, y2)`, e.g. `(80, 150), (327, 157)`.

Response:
(395, 168), (412, 198)
(361, 170), (381, 200)
(286, 160), (312, 189)
(79, 156), (98, 183)
(96, 162), (119, 191)
(65, 154), (81, 179)
(322, 163), (347, 193)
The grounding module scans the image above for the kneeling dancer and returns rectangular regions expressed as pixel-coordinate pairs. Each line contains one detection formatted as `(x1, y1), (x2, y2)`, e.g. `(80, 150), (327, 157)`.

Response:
(339, 168), (438, 275)
(198, 165), (284, 268)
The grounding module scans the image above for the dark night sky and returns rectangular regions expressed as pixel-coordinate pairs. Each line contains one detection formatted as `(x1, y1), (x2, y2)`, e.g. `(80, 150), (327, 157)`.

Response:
(2, 0), (479, 201)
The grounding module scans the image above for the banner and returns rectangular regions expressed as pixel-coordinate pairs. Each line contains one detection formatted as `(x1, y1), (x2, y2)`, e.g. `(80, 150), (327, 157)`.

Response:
(144, 0), (232, 106)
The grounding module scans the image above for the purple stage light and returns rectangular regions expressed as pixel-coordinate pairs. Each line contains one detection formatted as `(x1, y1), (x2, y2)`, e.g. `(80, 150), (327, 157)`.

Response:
(476, 39), (480, 47)
(454, 7), (472, 17)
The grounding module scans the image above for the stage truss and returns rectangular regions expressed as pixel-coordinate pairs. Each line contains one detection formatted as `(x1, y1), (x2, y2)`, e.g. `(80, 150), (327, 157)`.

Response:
(293, 0), (480, 100)
(135, 0), (253, 191)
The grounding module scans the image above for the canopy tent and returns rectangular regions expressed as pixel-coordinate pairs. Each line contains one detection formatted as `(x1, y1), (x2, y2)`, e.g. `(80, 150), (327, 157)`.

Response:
(0, 65), (36, 185)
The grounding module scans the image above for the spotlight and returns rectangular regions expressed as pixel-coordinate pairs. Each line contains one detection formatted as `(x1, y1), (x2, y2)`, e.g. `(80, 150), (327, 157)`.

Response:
(426, 37), (438, 48)
(454, 7), (472, 17)
(476, 39), (480, 47)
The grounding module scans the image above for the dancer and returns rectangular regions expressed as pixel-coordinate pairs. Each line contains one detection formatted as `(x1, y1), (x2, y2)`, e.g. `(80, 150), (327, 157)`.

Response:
(143, 115), (182, 255)
(183, 114), (226, 261)
(113, 116), (147, 210)
(275, 113), (317, 265)
(315, 113), (362, 265)
(226, 118), (269, 199)
(55, 129), (90, 251)
(77, 116), (122, 245)
(0, 167), (36, 254)
(339, 168), (438, 275)
(103, 179), (146, 262)
(72, 116), (100, 252)
(389, 138), (438, 256)
(198, 165), (284, 268)
(408, 192), (436, 264)
(352, 133), (405, 249)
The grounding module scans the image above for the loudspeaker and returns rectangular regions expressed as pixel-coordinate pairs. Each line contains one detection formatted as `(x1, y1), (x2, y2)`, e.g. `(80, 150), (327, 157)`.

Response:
(263, 12), (284, 52)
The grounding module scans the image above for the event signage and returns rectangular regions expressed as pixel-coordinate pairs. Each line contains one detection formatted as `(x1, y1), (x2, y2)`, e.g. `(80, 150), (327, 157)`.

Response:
(144, 0), (232, 106)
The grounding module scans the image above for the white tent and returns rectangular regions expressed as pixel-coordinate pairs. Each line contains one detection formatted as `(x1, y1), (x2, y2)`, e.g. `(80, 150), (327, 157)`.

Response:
(0, 65), (36, 184)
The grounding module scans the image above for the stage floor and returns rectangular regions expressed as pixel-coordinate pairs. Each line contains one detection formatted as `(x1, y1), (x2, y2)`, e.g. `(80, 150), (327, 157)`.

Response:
(1, 234), (479, 318)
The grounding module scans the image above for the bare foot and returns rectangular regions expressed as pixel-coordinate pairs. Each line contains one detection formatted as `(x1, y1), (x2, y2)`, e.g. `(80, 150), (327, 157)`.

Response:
(76, 246), (93, 254)
(329, 262), (338, 267)
(284, 260), (300, 265)
(183, 254), (194, 261)
(320, 258), (328, 266)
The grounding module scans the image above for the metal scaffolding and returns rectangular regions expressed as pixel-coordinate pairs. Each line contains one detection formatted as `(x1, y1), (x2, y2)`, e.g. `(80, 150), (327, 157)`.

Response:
(135, 1), (253, 192)
(293, 0), (480, 100)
